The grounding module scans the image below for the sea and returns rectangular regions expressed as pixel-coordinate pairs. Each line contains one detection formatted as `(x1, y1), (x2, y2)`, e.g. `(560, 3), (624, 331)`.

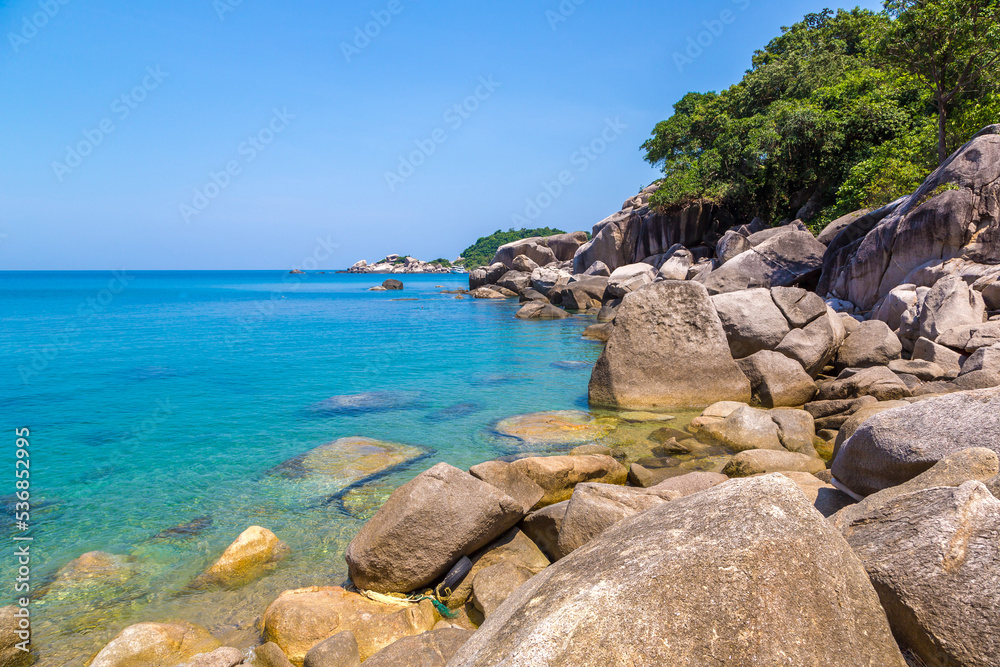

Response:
(0, 270), (612, 664)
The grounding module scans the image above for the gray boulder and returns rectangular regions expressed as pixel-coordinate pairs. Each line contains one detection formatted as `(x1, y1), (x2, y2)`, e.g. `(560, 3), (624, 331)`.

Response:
(775, 311), (846, 377)
(529, 267), (570, 296)
(468, 268), (488, 290)
(472, 563), (534, 618)
(836, 482), (1000, 667)
(468, 461), (545, 514)
(770, 286), (828, 328)
(589, 281), (751, 409)
(769, 407), (820, 456)
(711, 289), (790, 359)
(556, 483), (680, 556)
(345, 463), (524, 593)
(887, 359), (946, 381)
(363, 628), (474, 667)
(543, 232), (590, 261)
(509, 455), (627, 508)
(514, 302), (569, 320)
(519, 501), (568, 562)
(304, 631), (360, 667)
(815, 366), (911, 402)
(582, 260), (611, 277)
(511, 255), (539, 274)
(919, 274), (986, 340)
(832, 387), (1000, 497)
(699, 231), (827, 295)
(737, 351), (817, 408)
(715, 230), (752, 264)
(911, 336), (965, 374)
(872, 284), (919, 331)
(834, 320), (902, 371)
(937, 321), (1000, 353)
(605, 263), (656, 299)
(959, 344), (1000, 376)
(549, 277), (608, 311)
(448, 475), (906, 667)
(493, 239), (557, 270)
(698, 405), (784, 452)
(722, 449), (826, 477)
(817, 209), (869, 246)
(495, 271), (531, 295)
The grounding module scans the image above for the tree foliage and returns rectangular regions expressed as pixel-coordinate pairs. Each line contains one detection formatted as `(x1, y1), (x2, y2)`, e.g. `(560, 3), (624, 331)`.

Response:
(459, 227), (567, 269)
(643, 4), (1000, 228)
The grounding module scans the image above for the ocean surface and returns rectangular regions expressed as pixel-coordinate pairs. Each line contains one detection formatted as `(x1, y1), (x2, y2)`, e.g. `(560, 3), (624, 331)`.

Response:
(0, 271), (614, 664)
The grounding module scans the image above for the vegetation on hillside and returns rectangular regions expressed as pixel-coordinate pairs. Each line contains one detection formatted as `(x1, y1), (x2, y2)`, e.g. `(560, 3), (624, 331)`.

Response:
(459, 228), (567, 269)
(642, 1), (1000, 229)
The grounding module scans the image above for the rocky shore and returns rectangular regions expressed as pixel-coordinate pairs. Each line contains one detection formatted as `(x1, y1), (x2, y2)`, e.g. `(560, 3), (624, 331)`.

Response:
(347, 255), (464, 275)
(8, 127), (1000, 667)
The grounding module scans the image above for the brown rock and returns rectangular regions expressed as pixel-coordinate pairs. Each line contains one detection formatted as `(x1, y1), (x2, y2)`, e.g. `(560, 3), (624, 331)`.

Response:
(509, 455), (627, 508)
(88, 622), (221, 667)
(468, 461), (545, 515)
(362, 628), (475, 667)
(722, 449), (826, 477)
(303, 631), (359, 667)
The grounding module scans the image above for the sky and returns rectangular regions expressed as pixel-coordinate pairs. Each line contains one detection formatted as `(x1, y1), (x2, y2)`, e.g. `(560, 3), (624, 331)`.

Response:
(0, 0), (883, 270)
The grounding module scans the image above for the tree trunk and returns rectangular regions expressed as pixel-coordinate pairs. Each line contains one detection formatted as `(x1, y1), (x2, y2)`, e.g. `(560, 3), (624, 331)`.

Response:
(937, 99), (948, 166)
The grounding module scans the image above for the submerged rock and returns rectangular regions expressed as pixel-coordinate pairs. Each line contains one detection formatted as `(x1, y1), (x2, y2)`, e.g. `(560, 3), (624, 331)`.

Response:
(493, 411), (611, 447)
(191, 526), (287, 589)
(180, 647), (245, 667)
(89, 622), (221, 667)
(270, 437), (426, 489)
(448, 475), (906, 667)
(308, 392), (421, 415)
(0, 606), (32, 667)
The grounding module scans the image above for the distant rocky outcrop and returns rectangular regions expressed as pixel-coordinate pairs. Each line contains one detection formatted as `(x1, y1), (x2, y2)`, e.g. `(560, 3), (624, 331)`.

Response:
(348, 254), (461, 274)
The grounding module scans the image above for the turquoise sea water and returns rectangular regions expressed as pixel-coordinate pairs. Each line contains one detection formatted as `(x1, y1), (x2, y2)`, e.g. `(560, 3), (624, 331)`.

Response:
(0, 271), (608, 664)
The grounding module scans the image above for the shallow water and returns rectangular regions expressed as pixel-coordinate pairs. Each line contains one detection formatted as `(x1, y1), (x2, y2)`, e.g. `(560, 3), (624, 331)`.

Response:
(1, 271), (633, 664)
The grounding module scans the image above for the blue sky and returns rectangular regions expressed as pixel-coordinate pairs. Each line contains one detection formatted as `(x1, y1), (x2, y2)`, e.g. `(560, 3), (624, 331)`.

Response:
(0, 0), (882, 270)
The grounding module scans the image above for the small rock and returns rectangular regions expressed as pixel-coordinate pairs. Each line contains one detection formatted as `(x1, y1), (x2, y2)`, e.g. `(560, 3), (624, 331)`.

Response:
(722, 449), (826, 477)
(581, 322), (613, 341)
(509, 455), (627, 508)
(699, 405), (784, 452)
(468, 461), (545, 515)
(303, 631), (359, 667)
(362, 628), (475, 667)
(515, 302), (569, 320)
(769, 408), (819, 456)
(181, 647), (245, 667)
(382, 279), (404, 291)
(248, 642), (294, 667)
(472, 562), (534, 618)
(192, 526), (286, 589)
(89, 622), (221, 667)
(520, 501), (568, 562)
(834, 320), (903, 371)
(556, 483), (680, 556)
(887, 359), (945, 381)
(815, 366), (912, 402)
(446, 527), (549, 608)
(737, 350), (817, 408)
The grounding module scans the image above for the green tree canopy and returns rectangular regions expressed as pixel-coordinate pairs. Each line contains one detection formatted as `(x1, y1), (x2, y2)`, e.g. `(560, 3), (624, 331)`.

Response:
(643, 4), (1000, 228)
(460, 227), (567, 269)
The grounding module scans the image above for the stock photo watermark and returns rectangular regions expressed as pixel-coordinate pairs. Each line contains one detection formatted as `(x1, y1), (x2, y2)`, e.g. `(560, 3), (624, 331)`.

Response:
(7, 0), (71, 53)
(51, 66), (169, 182)
(179, 107), (295, 223)
(18, 271), (134, 385)
(673, 0), (752, 73)
(341, 0), (412, 63)
(384, 75), (501, 192)
(511, 117), (627, 226)
(547, 0), (586, 31)
(225, 236), (340, 350)
(12, 428), (32, 656)
(213, 0), (245, 21)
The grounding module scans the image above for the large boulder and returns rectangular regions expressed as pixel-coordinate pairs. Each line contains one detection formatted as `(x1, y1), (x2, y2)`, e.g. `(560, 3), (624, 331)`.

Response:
(509, 455), (627, 508)
(834, 320), (903, 371)
(556, 483), (680, 556)
(89, 622), (221, 667)
(699, 231), (827, 295)
(468, 461), (544, 514)
(544, 232), (590, 261)
(548, 277), (608, 311)
(589, 281), (751, 409)
(821, 125), (1000, 310)
(514, 302), (569, 320)
(911, 337), (966, 375)
(528, 267), (570, 296)
(698, 405), (784, 452)
(770, 286), (828, 328)
(832, 387), (1000, 497)
(262, 587), (437, 663)
(345, 463), (524, 593)
(447, 475), (906, 667)
(937, 321), (1000, 353)
(815, 366), (911, 402)
(492, 239), (556, 270)
(472, 563), (534, 618)
(737, 351), (817, 408)
(836, 482), (1000, 667)
(817, 209), (869, 246)
(918, 274), (987, 340)
(495, 271), (531, 295)
(711, 289), (791, 359)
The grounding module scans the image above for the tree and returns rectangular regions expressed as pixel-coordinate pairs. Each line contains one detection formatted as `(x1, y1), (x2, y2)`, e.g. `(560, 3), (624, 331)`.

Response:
(878, 0), (1000, 164)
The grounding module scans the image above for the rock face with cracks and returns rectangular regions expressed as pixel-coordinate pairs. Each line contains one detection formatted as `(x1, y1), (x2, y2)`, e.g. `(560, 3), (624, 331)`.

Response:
(448, 475), (906, 667)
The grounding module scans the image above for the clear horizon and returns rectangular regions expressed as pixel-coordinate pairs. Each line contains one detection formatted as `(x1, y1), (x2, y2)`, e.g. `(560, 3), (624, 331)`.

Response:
(1, 0), (881, 271)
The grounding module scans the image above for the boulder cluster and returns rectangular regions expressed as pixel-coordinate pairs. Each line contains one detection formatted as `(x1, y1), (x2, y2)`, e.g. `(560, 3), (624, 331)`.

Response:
(15, 127), (1000, 667)
(348, 255), (458, 274)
